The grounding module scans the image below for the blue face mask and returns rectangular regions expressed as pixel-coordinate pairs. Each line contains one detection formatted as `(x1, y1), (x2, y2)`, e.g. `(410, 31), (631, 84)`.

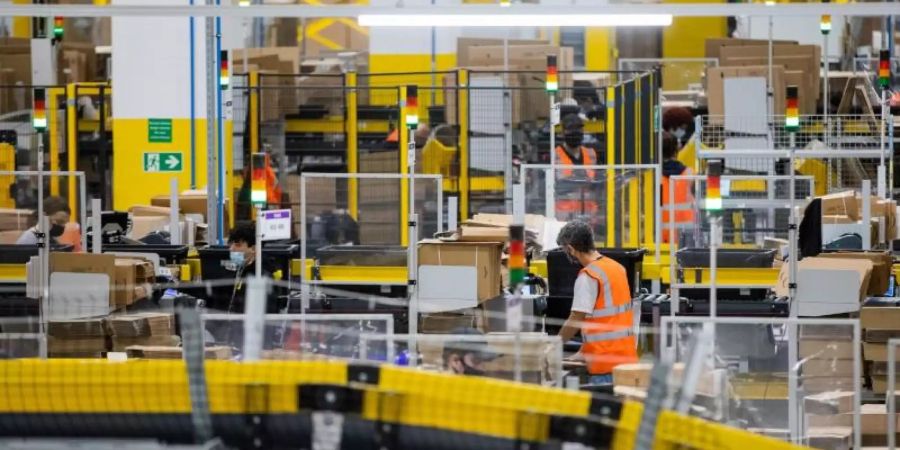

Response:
(229, 251), (245, 267)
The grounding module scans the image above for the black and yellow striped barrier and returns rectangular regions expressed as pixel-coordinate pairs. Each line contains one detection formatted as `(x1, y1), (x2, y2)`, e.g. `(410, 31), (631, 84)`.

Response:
(0, 359), (806, 449)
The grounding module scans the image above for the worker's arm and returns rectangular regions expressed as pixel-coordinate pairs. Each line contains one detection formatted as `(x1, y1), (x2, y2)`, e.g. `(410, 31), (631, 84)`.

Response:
(559, 311), (587, 342)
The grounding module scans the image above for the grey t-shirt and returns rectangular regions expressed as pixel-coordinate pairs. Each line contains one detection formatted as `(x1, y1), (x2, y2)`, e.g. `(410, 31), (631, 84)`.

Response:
(571, 272), (598, 315)
(15, 228), (38, 245)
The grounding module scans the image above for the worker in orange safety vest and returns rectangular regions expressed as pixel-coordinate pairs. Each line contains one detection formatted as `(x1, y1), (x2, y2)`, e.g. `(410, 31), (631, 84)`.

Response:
(556, 220), (637, 384)
(660, 131), (696, 245)
(554, 114), (599, 219)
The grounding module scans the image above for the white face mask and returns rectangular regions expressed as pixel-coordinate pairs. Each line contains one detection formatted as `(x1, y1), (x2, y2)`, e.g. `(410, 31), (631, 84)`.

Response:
(229, 251), (245, 268)
(673, 128), (686, 141)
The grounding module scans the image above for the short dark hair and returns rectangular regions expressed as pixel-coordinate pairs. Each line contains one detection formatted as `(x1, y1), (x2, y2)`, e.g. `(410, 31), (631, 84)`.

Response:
(662, 131), (679, 160)
(556, 220), (595, 253)
(33, 196), (70, 222)
(228, 221), (256, 246)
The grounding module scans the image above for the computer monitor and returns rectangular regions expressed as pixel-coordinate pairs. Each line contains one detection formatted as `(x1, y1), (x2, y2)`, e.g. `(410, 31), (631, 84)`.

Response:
(102, 244), (189, 266)
(0, 244), (73, 264)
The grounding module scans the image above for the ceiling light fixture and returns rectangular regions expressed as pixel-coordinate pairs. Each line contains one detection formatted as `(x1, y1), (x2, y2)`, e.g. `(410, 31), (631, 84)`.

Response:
(358, 13), (673, 27)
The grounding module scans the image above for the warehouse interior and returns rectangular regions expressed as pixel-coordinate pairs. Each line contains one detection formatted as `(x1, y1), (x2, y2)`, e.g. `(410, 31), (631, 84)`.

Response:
(0, 1), (898, 449)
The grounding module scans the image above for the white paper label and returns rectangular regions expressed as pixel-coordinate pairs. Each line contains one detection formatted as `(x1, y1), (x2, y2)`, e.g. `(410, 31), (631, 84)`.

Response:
(550, 103), (561, 125)
(261, 209), (292, 241)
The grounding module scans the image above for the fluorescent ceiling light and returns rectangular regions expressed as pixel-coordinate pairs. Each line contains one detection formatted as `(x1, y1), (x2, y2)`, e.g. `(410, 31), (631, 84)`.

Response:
(358, 14), (673, 27)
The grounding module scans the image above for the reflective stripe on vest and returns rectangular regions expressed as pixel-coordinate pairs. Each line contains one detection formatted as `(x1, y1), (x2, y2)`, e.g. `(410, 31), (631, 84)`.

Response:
(583, 328), (635, 343)
(591, 302), (633, 319)
(583, 263), (613, 309)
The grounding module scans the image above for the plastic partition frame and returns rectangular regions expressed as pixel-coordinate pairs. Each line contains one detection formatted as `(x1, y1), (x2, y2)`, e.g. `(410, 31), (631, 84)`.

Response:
(299, 172), (443, 288)
(660, 316), (861, 449)
(202, 313), (396, 361)
(358, 332), (565, 387)
(666, 174), (815, 315)
(0, 170), (88, 251)
(518, 163), (661, 264)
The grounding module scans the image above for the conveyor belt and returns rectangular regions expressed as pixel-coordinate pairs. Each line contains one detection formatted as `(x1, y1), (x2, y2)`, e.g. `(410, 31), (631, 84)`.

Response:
(0, 359), (804, 450)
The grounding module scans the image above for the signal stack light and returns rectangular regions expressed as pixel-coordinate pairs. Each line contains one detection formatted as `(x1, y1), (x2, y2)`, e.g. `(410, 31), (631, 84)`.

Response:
(33, 88), (47, 131)
(53, 16), (64, 40)
(250, 153), (268, 207)
(820, 14), (831, 34)
(405, 85), (419, 128)
(785, 86), (800, 132)
(879, 50), (891, 90)
(705, 160), (723, 212)
(220, 50), (230, 88)
(546, 55), (558, 93)
(508, 225), (526, 288)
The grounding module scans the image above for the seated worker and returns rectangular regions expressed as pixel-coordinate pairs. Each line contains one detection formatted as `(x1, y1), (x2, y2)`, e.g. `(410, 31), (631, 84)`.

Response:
(555, 220), (637, 384)
(555, 114), (599, 220)
(441, 328), (498, 376)
(224, 221), (281, 314)
(661, 131), (696, 244)
(16, 196), (82, 251)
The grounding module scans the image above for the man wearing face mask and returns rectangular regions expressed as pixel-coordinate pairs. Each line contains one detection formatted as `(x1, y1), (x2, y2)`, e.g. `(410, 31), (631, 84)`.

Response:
(225, 222), (274, 314)
(555, 220), (637, 385)
(555, 114), (599, 220)
(16, 196), (81, 251)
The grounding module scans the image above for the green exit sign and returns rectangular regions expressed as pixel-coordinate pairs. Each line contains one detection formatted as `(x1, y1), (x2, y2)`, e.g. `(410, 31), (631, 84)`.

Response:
(143, 152), (183, 173)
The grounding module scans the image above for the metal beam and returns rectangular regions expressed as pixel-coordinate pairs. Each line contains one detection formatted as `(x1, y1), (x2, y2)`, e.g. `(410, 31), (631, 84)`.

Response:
(3, 3), (900, 18)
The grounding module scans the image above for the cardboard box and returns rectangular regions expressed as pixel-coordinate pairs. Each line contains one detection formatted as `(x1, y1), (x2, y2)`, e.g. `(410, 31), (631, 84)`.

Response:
(806, 414), (853, 428)
(0, 208), (34, 232)
(458, 225), (508, 243)
(800, 376), (857, 393)
(819, 251), (892, 296)
(820, 190), (859, 219)
(456, 37), (548, 67)
(858, 403), (900, 436)
(420, 312), (477, 334)
(50, 253), (117, 307)
(803, 391), (856, 414)
(867, 361), (900, 376)
(111, 335), (180, 352)
(706, 65), (785, 119)
(114, 257), (154, 306)
(704, 38), (797, 61)
(129, 215), (168, 240)
(418, 240), (503, 303)
(150, 194), (230, 225)
(865, 329), (900, 344)
(106, 313), (173, 338)
(864, 342), (898, 362)
(799, 339), (855, 360)
(125, 345), (232, 360)
(47, 336), (107, 353)
(801, 359), (856, 376)
(775, 256), (873, 305)
(861, 307), (900, 332)
(806, 427), (852, 450)
(47, 318), (106, 338)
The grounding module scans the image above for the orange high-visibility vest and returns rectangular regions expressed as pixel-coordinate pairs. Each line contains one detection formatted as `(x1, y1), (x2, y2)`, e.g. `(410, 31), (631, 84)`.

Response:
(58, 222), (82, 252)
(580, 257), (638, 375)
(661, 166), (695, 243)
(555, 146), (596, 179)
(555, 146), (598, 215)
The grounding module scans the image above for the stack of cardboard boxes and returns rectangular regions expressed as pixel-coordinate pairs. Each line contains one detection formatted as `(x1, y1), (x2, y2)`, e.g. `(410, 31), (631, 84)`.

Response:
(107, 313), (180, 352)
(799, 325), (857, 393)
(125, 345), (232, 360)
(50, 253), (155, 310)
(861, 306), (900, 394)
(0, 208), (34, 244)
(445, 38), (576, 126)
(47, 318), (108, 358)
(819, 190), (898, 245)
(705, 38), (820, 116)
